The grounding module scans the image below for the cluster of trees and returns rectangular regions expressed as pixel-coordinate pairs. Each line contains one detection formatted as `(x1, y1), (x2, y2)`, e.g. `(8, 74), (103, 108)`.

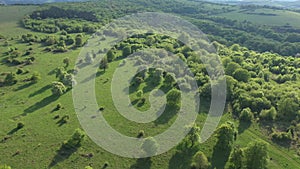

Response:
(101, 33), (300, 148)
(24, 0), (300, 56)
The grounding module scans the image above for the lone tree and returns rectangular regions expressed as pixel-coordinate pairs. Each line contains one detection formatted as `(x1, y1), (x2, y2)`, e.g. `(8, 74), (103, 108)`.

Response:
(100, 57), (108, 72)
(63, 57), (70, 68)
(51, 81), (66, 96)
(107, 50), (115, 62)
(30, 71), (41, 83)
(75, 34), (83, 47)
(191, 151), (210, 169)
(244, 140), (268, 169)
(63, 128), (86, 149)
(141, 137), (159, 156)
(4, 73), (17, 85)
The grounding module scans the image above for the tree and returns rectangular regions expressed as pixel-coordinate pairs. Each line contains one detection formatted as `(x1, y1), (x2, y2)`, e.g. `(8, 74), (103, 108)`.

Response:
(122, 46), (132, 57)
(164, 73), (175, 87)
(136, 90), (143, 98)
(0, 164), (11, 169)
(225, 62), (240, 76)
(260, 107), (277, 121)
(239, 108), (254, 122)
(63, 128), (86, 149)
(51, 81), (66, 96)
(166, 89), (181, 110)
(30, 71), (41, 83)
(214, 122), (236, 153)
(45, 36), (57, 46)
(107, 50), (115, 62)
(233, 68), (250, 82)
(227, 146), (244, 169)
(85, 52), (94, 64)
(100, 57), (108, 72)
(4, 73), (17, 85)
(141, 137), (159, 156)
(278, 97), (299, 120)
(191, 151), (210, 169)
(244, 140), (268, 169)
(63, 57), (70, 68)
(62, 73), (75, 87)
(186, 124), (201, 147)
(75, 34), (83, 47)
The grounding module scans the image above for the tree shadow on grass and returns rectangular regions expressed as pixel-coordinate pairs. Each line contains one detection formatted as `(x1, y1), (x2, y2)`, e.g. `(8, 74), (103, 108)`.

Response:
(7, 127), (21, 135)
(14, 82), (34, 91)
(238, 121), (251, 134)
(168, 147), (199, 169)
(154, 105), (178, 125)
(22, 95), (59, 116)
(211, 147), (231, 169)
(29, 84), (51, 98)
(49, 144), (78, 168)
(130, 158), (152, 169)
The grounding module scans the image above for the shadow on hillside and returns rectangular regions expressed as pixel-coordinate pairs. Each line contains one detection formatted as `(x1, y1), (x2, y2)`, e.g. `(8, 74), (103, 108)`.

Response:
(211, 146), (231, 169)
(130, 158), (152, 169)
(7, 127), (21, 135)
(154, 105), (178, 125)
(14, 82), (34, 91)
(29, 84), (51, 98)
(23, 95), (59, 116)
(238, 121), (251, 134)
(49, 144), (78, 168)
(80, 71), (105, 84)
(168, 147), (198, 169)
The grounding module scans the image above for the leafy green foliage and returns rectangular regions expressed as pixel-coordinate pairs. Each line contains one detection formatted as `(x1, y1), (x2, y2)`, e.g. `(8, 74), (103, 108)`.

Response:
(191, 151), (210, 169)
(244, 140), (268, 169)
(51, 81), (66, 96)
(63, 128), (86, 149)
(141, 137), (159, 156)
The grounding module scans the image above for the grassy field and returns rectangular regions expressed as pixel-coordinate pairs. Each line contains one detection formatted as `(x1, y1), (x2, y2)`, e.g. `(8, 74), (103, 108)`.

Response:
(0, 6), (38, 36)
(217, 7), (300, 28)
(0, 4), (300, 169)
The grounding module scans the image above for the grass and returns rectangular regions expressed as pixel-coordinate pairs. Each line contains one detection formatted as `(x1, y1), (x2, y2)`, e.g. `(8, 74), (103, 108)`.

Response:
(0, 4), (299, 169)
(0, 6), (37, 37)
(217, 7), (300, 28)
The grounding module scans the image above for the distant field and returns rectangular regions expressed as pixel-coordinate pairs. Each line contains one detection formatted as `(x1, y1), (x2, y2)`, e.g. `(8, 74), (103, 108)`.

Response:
(0, 6), (37, 36)
(218, 8), (300, 28)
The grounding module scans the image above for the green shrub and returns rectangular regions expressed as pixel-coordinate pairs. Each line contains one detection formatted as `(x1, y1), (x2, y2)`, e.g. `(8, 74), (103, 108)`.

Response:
(17, 122), (25, 129)
(239, 108), (254, 122)
(63, 128), (85, 149)
(271, 131), (293, 143)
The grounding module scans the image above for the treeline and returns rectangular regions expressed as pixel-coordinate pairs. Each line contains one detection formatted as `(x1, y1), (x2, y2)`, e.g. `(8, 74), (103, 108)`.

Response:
(30, 6), (98, 21)
(22, 0), (300, 56)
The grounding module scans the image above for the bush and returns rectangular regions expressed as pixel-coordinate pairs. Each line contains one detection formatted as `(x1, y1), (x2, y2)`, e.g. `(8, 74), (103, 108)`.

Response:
(30, 72), (41, 83)
(16, 68), (24, 75)
(260, 107), (277, 121)
(271, 131), (293, 143)
(63, 128), (85, 149)
(56, 103), (62, 110)
(51, 81), (66, 96)
(137, 130), (145, 138)
(191, 151), (210, 169)
(103, 162), (109, 168)
(17, 122), (25, 129)
(239, 108), (254, 122)
(4, 73), (17, 85)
